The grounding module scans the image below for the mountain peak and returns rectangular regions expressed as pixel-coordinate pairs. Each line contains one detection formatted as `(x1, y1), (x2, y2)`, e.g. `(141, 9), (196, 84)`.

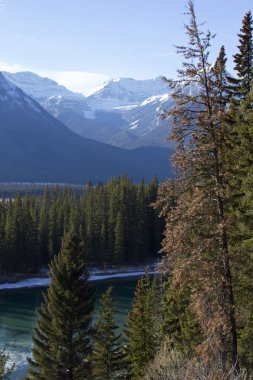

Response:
(0, 71), (171, 183)
(87, 76), (170, 110)
(3, 71), (85, 102)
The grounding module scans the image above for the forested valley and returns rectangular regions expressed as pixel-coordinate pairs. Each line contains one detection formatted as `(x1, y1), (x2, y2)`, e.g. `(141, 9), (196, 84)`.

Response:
(3, 1), (253, 379)
(0, 176), (162, 276)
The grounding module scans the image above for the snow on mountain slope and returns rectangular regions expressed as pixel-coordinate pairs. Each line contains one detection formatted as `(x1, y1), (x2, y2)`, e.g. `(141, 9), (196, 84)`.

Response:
(87, 77), (170, 110)
(120, 81), (199, 137)
(3, 71), (92, 127)
(2, 71), (177, 149)
(3, 72), (170, 111)
(3, 71), (85, 101)
(104, 93), (174, 149)
(0, 72), (50, 118)
(126, 93), (172, 135)
(0, 72), (173, 183)
(103, 81), (200, 149)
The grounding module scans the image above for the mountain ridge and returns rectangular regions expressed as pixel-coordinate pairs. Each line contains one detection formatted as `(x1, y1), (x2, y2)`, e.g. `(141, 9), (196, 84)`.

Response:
(3, 71), (174, 150)
(0, 73), (172, 183)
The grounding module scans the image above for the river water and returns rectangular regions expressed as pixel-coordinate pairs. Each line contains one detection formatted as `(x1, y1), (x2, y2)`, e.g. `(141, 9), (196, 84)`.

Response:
(0, 277), (138, 379)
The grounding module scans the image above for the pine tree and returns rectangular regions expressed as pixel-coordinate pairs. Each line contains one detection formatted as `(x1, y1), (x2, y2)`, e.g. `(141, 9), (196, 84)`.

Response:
(135, 181), (149, 262)
(0, 203), (6, 275)
(239, 309), (253, 370)
(113, 212), (125, 265)
(125, 276), (148, 380)
(159, 1), (239, 373)
(27, 232), (94, 380)
(146, 177), (162, 260)
(4, 201), (15, 274)
(162, 280), (202, 355)
(38, 205), (49, 266)
(100, 221), (108, 264)
(11, 193), (25, 272)
(144, 276), (163, 350)
(92, 286), (122, 380)
(0, 176), (163, 274)
(227, 11), (253, 100)
(23, 194), (41, 271)
(226, 91), (253, 371)
(125, 274), (162, 380)
(48, 203), (62, 259)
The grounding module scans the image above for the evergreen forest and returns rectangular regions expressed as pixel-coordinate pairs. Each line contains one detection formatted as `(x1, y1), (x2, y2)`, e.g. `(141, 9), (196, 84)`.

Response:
(0, 176), (162, 276)
(3, 1), (253, 379)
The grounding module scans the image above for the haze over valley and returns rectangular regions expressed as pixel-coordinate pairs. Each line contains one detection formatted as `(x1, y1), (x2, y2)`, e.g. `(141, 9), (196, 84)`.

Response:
(0, 71), (175, 184)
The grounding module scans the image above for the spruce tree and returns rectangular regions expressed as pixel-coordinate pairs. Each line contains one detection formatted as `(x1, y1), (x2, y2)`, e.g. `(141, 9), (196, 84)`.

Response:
(48, 204), (62, 259)
(113, 212), (125, 265)
(125, 274), (162, 380)
(27, 232), (94, 380)
(4, 201), (15, 274)
(125, 275), (148, 380)
(227, 11), (253, 100)
(239, 309), (253, 370)
(226, 91), (253, 371)
(38, 204), (49, 266)
(159, 1), (239, 373)
(92, 286), (122, 380)
(0, 177), (163, 274)
(162, 280), (202, 355)
(23, 194), (41, 271)
(0, 204), (6, 275)
(135, 181), (149, 262)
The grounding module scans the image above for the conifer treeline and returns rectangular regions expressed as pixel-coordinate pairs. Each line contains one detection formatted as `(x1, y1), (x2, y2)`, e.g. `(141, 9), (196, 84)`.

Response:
(0, 176), (162, 275)
(0, 183), (84, 198)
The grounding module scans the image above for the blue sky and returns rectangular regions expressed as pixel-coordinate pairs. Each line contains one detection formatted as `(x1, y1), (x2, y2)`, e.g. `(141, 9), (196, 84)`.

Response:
(0, 0), (252, 94)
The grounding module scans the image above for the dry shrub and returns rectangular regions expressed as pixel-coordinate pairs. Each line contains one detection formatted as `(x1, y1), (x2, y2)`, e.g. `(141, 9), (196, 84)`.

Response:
(143, 339), (187, 380)
(144, 338), (249, 380)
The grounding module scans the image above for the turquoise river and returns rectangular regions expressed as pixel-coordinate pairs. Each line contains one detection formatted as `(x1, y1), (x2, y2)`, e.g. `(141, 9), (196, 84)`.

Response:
(0, 277), (138, 379)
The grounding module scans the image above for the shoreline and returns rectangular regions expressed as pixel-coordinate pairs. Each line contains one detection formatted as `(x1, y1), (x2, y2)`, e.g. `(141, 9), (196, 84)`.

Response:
(0, 269), (156, 290)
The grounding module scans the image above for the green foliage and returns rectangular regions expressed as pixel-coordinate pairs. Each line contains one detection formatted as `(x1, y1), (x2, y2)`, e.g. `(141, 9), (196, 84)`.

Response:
(226, 90), (253, 371)
(124, 274), (162, 380)
(155, 3), (253, 375)
(238, 310), (253, 370)
(27, 232), (94, 380)
(113, 212), (125, 265)
(227, 11), (253, 100)
(3, 4), (253, 379)
(92, 286), (123, 380)
(0, 176), (162, 275)
(162, 280), (202, 355)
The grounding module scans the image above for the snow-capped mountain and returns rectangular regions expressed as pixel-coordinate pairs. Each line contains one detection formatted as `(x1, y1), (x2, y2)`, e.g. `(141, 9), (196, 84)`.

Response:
(0, 72), (173, 183)
(87, 77), (170, 110)
(107, 93), (174, 149)
(3, 71), (175, 149)
(3, 71), (92, 128)
(3, 71), (85, 101)
(0, 72), (39, 111)
(111, 81), (200, 149)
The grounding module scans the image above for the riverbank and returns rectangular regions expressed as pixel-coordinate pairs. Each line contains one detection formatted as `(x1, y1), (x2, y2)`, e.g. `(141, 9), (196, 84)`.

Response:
(0, 266), (157, 290)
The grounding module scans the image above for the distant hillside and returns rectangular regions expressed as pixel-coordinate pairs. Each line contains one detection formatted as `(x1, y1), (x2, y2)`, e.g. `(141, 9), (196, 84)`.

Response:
(4, 71), (175, 149)
(0, 73), (173, 183)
